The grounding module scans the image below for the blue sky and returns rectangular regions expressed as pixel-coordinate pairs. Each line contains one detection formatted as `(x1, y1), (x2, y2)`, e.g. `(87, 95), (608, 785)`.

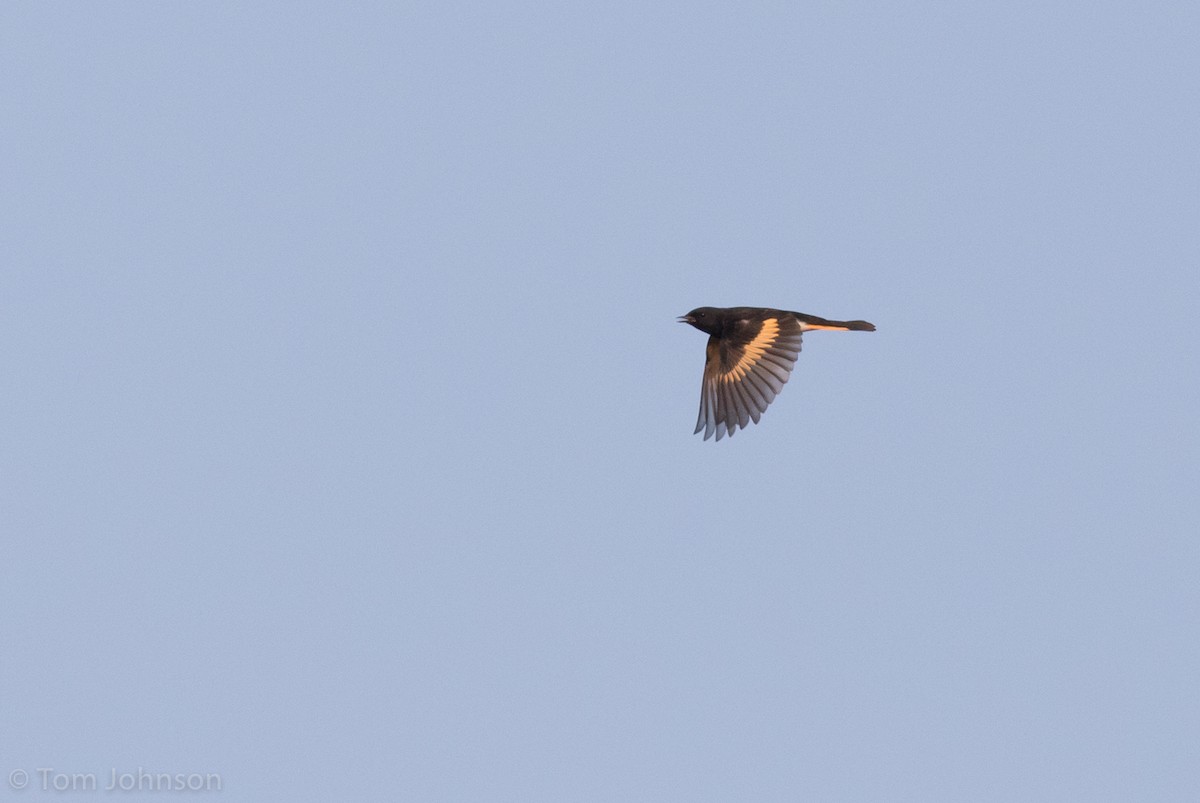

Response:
(3, 2), (1198, 800)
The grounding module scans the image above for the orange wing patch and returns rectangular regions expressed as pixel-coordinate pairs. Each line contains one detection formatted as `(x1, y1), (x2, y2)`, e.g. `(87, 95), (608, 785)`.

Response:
(722, 317), (779, 382)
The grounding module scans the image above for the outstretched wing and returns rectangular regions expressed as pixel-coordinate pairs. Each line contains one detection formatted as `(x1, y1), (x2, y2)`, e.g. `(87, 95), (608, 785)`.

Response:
(694, 315), (804, 441)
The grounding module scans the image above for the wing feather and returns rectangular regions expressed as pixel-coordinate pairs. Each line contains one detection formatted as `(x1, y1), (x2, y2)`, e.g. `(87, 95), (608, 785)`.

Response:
(696, 315), (805, 440)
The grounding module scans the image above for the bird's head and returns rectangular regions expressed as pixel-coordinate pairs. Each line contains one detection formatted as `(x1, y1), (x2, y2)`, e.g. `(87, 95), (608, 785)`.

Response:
(678, 307), (720, 334)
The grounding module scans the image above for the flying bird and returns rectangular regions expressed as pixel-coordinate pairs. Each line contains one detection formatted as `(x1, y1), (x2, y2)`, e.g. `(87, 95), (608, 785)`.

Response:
(679, 306), (875, 441)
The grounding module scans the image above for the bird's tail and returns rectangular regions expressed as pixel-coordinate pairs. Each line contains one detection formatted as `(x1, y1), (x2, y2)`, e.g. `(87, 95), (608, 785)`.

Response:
(795, 314), (876, 332)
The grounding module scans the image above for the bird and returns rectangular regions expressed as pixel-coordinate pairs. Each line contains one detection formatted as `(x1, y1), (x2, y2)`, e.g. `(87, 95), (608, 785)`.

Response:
(679, 306), (875, 441)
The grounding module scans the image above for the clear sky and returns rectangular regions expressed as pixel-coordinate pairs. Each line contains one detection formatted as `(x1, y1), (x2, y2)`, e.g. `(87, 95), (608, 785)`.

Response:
(3, 2), (1198, 800)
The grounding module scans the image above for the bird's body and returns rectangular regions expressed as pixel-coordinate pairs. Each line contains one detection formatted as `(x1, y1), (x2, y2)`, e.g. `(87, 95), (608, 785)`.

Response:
(679, 306), (875, 441)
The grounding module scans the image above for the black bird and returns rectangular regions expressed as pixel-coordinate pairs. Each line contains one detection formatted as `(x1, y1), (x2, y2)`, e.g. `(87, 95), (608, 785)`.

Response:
(679, 306), (875, 441)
